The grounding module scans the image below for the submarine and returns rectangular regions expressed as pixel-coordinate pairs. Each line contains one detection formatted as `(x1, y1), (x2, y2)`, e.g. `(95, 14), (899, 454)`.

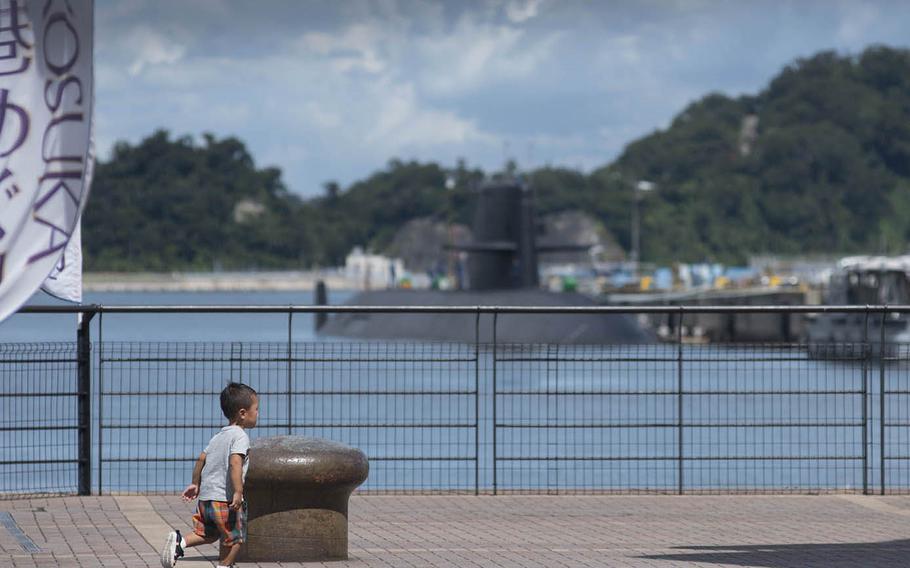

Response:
(317, 180), (656, 344)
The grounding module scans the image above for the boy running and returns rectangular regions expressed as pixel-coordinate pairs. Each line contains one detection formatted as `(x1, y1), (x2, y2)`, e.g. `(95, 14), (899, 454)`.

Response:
(161, 382), (259, 568)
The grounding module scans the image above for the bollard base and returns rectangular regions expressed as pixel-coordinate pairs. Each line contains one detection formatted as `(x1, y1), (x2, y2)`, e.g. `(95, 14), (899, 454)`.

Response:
(241, 508), (348, 562)
(242, 436), (368, 562)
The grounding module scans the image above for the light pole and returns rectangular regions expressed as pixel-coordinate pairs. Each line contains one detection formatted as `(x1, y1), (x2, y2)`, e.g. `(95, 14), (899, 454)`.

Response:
(445, 175), (457, 288)
(631, 180), (655, 279)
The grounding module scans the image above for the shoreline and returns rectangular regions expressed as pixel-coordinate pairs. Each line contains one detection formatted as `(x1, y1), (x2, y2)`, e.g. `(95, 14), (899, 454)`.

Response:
(84, 271), (356, 292)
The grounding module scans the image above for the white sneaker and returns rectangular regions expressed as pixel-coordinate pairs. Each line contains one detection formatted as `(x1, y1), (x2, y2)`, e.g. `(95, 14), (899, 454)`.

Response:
(159, 530), (184, 567)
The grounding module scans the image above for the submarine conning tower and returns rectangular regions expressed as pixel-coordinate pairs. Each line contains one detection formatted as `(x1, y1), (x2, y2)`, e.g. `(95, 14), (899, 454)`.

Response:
(458, 181), (539, 290)
(453, 179), (588, 290)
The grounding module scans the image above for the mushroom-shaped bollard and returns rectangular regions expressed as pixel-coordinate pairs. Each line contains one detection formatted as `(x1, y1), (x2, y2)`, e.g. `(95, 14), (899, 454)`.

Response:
(240, 436), (369, 562)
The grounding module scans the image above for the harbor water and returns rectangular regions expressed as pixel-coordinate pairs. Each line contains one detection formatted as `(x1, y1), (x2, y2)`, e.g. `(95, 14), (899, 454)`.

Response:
(2, 291), (908, 494)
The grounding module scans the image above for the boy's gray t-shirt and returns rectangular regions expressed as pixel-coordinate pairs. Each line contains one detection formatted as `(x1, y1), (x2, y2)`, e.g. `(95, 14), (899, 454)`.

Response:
(198, 425), (250, 502)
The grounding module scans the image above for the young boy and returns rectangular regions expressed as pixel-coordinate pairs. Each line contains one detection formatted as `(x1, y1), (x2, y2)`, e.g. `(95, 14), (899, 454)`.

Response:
(160, 382), (259, 568)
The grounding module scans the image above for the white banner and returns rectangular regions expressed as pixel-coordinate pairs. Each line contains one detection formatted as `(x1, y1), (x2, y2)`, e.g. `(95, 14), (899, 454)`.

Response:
(41, 220), (83, 302)
(0, 0), (94, 321)
(42, 112), (94, 303)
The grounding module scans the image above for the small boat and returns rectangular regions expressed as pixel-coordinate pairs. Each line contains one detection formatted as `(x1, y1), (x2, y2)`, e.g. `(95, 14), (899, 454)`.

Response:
(806, 255), (910, 359)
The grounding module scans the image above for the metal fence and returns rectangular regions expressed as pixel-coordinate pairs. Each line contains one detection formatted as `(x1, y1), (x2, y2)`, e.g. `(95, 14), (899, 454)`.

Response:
(0, 342), (81, 495)
(3, 305), (910, 496)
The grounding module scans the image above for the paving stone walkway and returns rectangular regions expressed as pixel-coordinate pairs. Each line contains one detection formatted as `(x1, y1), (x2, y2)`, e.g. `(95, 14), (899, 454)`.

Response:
(2, 494), (910, 567)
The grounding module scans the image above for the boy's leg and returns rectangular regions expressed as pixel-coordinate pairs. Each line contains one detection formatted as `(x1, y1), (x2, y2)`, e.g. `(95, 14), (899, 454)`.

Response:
(218, 541), (241, 566)
(160, 530), (182, 568)
(216, 500), (246, 566)
(184, 532), (217, 548)
(161, 529), (218, 567)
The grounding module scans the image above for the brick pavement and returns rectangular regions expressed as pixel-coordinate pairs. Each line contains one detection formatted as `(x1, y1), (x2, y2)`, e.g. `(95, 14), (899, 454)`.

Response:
(2, 494), (910, 567)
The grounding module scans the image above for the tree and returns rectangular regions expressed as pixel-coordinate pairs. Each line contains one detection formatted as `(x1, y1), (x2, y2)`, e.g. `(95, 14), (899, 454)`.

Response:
(85, 46), (910, 270)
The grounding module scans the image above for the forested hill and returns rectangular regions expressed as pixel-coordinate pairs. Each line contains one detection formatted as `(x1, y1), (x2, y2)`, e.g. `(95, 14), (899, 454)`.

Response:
(84, 46), (910, 271)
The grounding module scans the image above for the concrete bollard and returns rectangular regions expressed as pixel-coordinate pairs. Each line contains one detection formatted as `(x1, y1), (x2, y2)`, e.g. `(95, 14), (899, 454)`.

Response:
(240, 436), (369, 562)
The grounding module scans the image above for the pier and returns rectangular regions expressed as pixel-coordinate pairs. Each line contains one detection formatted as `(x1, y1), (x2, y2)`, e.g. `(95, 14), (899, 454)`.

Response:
(6, 304), (910, 566)
(3, 494), (910, 566)
(82, 271), (353, 292)
(608, 287), (818, 342)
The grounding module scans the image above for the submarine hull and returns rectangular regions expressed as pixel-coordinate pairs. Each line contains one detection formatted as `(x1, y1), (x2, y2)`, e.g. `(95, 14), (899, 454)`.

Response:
(319, 289), (656, 344)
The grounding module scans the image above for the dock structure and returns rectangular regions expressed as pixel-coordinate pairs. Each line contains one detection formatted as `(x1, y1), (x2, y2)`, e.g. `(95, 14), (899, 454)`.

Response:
(607, 286), (814, 342)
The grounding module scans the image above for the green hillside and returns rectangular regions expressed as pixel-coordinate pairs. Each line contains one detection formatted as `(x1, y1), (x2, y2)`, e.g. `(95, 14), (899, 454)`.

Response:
(596, 46), (910, 262)
(83, 46), (910, 271)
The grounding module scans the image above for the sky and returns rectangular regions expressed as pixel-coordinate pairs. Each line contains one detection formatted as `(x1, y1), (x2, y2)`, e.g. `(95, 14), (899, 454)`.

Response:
(95, 0), (910, 197)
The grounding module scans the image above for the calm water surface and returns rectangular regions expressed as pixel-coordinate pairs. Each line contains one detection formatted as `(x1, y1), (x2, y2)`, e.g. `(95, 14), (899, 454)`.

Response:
(1, 290), (907, 494)
(1, 290), (355, 342)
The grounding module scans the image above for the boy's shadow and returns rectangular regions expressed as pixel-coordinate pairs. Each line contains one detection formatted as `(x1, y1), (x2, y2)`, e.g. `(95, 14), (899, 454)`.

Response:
(174, 555), (232, 566)
(637, 538), (910, 567)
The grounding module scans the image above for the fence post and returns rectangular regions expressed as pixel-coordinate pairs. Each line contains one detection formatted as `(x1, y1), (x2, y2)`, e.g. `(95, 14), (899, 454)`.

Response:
(862, 307), (869, 495)
(97, 311), (104, 495)
(474, 309), (480, 496)
(677, 307), (684, 496)
(492, 310), (498, 496)
(76, 311), (95, 496)
(880, 306), (887, 495)
(553, 343), (560, 495)
(287, 309), (293, 435)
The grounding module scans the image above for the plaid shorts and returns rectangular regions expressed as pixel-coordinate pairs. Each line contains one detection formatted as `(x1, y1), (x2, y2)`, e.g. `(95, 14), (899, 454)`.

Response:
(192, 500), (247, 546)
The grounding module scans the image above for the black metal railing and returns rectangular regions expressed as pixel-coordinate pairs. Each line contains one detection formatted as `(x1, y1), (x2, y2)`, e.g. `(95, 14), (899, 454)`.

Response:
(0, 342), (81, 494)
(3, 304), (909, 496)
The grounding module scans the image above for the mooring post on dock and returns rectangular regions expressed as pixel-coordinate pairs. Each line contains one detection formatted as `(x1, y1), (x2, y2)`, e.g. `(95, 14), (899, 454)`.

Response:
(314, 280), (328, 331)
(241, 436), (369, 562)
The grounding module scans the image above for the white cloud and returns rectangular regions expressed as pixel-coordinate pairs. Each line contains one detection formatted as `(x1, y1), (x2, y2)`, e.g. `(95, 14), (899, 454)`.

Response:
(365, 80), (493, 148)
(415, 15), (561, 95)
(92, 0), (910, 197)
(836, 2), (880, 45)
(296, 102), (343, 130)
(611, 34), (644, 65)
(505, 0), (543, 23)
(95, 13), (504, 190)
(123, 27), (187, 76)
(298, 24), (387, 74)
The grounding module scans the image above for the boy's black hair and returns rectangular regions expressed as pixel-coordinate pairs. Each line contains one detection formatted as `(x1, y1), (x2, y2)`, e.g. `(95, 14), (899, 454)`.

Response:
(220, 382), (257, 420)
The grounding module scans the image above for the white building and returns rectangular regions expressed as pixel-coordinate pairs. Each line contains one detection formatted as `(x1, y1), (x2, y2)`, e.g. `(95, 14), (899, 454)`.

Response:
(345, 247), (405, 290)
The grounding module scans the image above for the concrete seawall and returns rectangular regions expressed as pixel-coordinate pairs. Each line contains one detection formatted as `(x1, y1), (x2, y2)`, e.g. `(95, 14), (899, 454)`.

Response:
(84, 271), (354, 292)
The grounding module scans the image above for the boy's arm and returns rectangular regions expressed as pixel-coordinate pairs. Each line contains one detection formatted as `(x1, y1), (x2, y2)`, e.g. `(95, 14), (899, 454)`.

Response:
(228, 453), (244, 510)
(192, 452), (206, 486)
(182, 451), (206, 501)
